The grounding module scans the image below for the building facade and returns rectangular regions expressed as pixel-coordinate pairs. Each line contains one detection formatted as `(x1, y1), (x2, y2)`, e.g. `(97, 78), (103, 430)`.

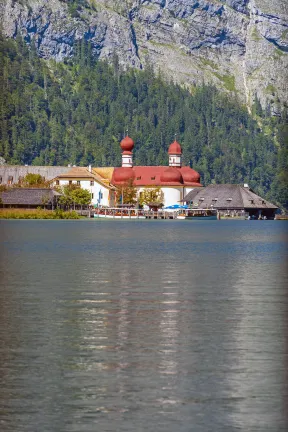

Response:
(52, 166), (116, 207)
(0, 165), (116, 207)
(182, 184), (278, 219)
(111, 136), (202, 207)
(1, 138), (278, 213)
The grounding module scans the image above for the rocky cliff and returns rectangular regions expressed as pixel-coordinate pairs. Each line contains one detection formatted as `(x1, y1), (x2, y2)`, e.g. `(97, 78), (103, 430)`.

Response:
(1, 0), (287, 113)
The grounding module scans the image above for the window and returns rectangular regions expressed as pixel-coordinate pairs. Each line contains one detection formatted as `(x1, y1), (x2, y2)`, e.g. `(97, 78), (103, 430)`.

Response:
(0, 176), (2, 184)
(136, 176), (141, 180)
(69, 180), (72, 185)
(226, 198), (232, 201)
(151, 176), (155, 180)
(8, 176), (13, 184)
(55, 180), (59, 185)
(91, 193), (94, 199)
(77, 180), (80, 186)
(90, 181), (94, 186)
(250, 199), (254, 204)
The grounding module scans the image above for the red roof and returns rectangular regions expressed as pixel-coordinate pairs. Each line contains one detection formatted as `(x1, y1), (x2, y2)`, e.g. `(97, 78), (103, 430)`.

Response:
(181, 166), (200, 183)
(112, 166), (202, 187)
(160, 167), (183, 183)
(120, 136), (134, 152)
(168, 140), (182, 155)
(113, 167), (135, 183)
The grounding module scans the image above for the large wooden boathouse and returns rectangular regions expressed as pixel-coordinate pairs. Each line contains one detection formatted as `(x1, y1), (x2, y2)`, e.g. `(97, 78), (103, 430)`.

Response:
(182, 184), (278, 219)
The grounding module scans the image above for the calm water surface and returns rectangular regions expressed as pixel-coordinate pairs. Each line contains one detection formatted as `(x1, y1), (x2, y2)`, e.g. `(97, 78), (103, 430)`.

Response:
(0, 220), (287, 432)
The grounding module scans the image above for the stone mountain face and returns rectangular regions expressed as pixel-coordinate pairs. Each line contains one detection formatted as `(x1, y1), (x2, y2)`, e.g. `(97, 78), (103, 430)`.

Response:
(1, 0), (287, 113)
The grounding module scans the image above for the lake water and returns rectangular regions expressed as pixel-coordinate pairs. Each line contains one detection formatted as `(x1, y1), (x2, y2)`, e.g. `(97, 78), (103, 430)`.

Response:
(0, 220), (287, 432)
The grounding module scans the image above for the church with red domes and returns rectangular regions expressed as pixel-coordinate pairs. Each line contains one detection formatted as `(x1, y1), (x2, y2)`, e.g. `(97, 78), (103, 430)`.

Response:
(111, 135), (202, 207)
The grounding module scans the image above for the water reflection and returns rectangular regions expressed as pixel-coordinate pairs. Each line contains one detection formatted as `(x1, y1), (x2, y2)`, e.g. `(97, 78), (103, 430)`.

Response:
(0, 220), (287, 432)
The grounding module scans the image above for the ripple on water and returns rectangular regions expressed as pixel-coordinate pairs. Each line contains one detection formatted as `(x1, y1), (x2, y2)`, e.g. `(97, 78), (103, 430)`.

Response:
(0, 220), (287, 432)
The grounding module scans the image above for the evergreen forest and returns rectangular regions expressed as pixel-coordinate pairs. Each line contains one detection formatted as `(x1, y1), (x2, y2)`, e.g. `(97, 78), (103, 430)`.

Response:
(0, 34), (287, 208)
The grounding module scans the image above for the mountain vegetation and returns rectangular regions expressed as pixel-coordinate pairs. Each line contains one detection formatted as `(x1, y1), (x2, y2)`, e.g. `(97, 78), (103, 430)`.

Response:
(0, 34), (287, 208)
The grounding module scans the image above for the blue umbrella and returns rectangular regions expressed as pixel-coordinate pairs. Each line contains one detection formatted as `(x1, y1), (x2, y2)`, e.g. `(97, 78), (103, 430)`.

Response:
(164, 204), (188, 209)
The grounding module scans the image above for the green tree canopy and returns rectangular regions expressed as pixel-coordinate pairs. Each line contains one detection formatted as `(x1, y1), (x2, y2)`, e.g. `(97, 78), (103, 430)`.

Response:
(118, 179), (137, 205)
(0, 33), (287, 208)
(21, 173), (48, 187)
(138, 186), (164, 206)
(71, 188), (91, 207)
(57, 184), (91, 208)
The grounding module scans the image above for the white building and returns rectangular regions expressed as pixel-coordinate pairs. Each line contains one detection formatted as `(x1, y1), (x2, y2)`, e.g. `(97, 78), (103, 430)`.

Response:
(110, 136), (203, 207)
(53, 166), (116, 207)
(0, 137), (202, 208)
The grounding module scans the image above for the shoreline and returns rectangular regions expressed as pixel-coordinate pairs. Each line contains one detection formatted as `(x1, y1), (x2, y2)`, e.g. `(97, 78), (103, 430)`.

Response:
(0, 209), (80, 220)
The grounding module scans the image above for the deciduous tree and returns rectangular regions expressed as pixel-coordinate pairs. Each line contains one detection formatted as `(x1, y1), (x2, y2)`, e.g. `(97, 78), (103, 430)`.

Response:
(138, 186), (164, 207)
(21, 173), (48, 187)
(118, 179), (137, 205)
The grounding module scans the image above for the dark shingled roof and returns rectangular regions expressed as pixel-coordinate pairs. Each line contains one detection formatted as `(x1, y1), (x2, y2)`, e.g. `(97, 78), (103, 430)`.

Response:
(183, 184), (278, 209)
(181, 188), (204, 202)
(1, 188), (61, 205)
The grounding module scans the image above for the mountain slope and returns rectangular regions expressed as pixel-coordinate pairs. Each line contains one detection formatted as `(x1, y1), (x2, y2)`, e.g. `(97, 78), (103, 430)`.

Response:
(1, 33), (287, 209)
(1, 0), (287, 113)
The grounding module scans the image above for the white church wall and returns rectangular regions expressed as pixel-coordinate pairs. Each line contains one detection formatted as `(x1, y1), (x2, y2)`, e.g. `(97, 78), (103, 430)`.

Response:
(136, 186), (182, 207)
(54, 179), (110, 206)
(161, 187), (182, 207)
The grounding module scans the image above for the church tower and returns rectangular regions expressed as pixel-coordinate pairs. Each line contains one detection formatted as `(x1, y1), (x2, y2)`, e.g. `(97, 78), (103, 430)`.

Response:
(120, 135), (134, 168)
(168, 139), (182, 168)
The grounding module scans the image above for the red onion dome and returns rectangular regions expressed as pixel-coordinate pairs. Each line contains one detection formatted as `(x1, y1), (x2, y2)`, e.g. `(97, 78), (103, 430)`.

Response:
(181, 166), (200, 183)
(160, 167), (183, 183)
(113, 167), (134, 183)
(168, 140), (182, 155)
(120, 136), (134, 152)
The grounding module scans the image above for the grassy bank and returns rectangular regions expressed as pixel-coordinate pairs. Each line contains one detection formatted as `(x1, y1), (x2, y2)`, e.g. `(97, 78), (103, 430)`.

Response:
(0, 209), (80, 219)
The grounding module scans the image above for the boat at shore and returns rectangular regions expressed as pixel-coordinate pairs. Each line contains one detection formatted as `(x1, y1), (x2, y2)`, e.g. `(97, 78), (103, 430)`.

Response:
(177, 209), (217, 220)
(94, 207), (217, 220)
(94, 208), (146, 219)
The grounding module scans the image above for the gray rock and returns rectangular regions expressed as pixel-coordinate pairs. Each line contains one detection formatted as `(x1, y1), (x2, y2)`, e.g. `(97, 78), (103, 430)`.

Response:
(0, 0), (287, 112)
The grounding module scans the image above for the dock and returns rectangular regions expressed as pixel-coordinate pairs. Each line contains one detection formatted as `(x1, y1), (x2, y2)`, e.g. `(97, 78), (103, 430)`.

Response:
(78, 208), (218, 220)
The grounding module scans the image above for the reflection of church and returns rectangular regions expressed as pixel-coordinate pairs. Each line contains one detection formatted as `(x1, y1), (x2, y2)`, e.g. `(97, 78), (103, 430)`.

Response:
(110, 135), (202, 207)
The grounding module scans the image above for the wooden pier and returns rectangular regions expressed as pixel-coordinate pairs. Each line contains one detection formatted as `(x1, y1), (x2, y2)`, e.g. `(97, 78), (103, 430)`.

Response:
(90, 208), (217, 220)
(92, 208), (178, 219)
